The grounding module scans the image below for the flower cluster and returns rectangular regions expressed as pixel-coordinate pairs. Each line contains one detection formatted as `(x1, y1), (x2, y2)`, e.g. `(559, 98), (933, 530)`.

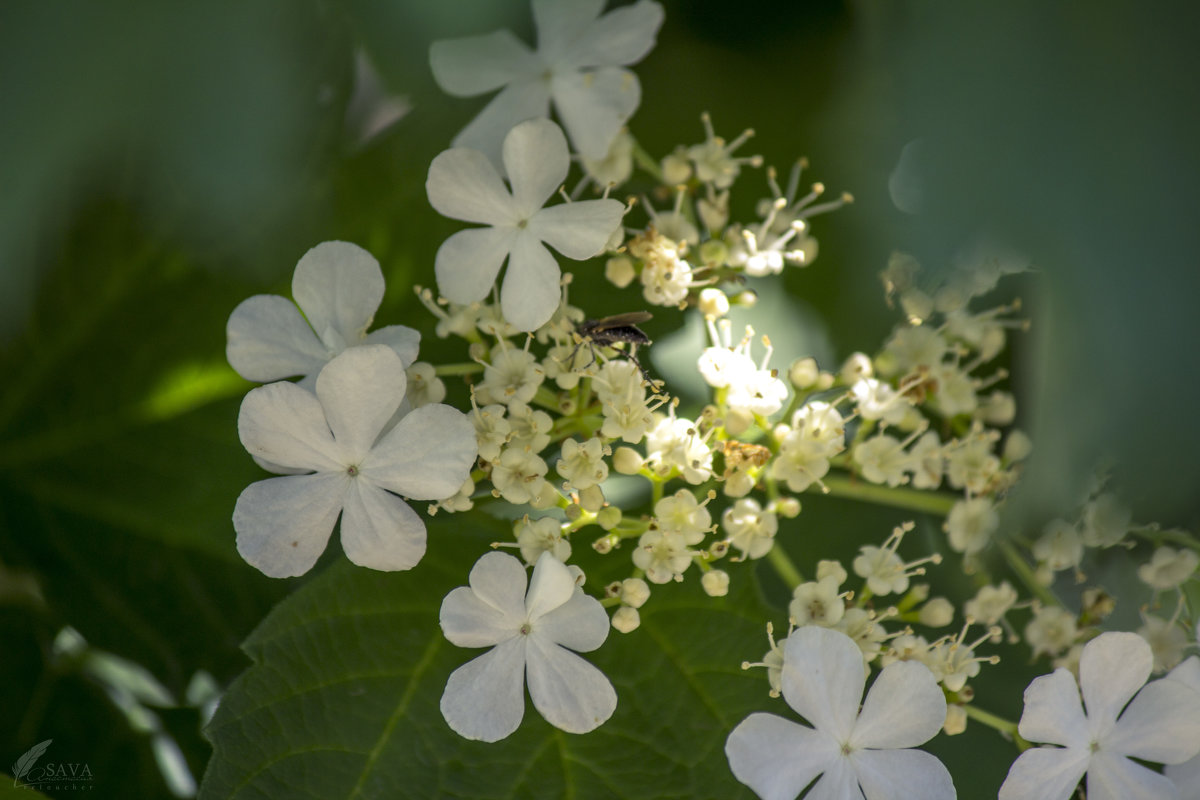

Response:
(217, 2), (1200, 798)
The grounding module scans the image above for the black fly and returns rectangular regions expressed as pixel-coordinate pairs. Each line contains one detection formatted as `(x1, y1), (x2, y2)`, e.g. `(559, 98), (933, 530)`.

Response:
(568, 311), (660, 389)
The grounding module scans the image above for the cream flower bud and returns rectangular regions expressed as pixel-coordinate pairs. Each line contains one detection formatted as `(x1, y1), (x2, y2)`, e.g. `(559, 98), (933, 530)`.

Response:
(839, 352), (873, 384)
(698, 287), (730, 318)
(724, 407), (753, 437)
(1004, 429), (1033, 462)
(788, 357), (819, 389)
(661, 150), (692, 185)
(605, 256), (636, 289)
(701, 569), (730, 597)
(816, 559), (848, 586)
(612, 606), (641, 633)
(613, 446), (644, 475)
(578, 485), (606, 514)
(943, 704), (968, 736)
(919, 597), (955, 628)
(597, 506), (622, 530)
(620, 577), (651, 608)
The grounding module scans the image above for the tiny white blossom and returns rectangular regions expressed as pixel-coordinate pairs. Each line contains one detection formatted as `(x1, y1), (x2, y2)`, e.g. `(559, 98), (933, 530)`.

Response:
(233, 346), (476, 577)
(491, 447), (550, 505)
(429, 0), (664, 164)
(965, 582), (1019, 626)
(475, 343), (546, 406)
(440, 551), (616, 741)
(427, 119), (625, 331)
(556, 437), (609, 490)
(1137, 614), (1189, 673)
(226, 241), (419, 388)
(514, 515), (571, 565)
(1032, 519), (1084, 572)
(726, 626), (955, 800)
(1137, 546), (1199, 590)
(788, 576), (844, 627)
(1000, 632), (1200, 800)
(944, 497), (999, 555)
(1080, 493), (1132, 547)
(722, 498), (778, 560)
(1024, 606), (1078, 659)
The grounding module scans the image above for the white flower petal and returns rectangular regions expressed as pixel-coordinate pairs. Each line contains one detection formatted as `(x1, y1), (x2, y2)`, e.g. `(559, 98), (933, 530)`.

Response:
(525, 551), (576, 621)
(315, 346), (406, 460)
(852, 661), (946, 749)
(999, 747), (1090, 800)
(726, 713), (831, 800)
(501, 233), (561, 332)
(238, 381), (343, 472)
(1164, 751), (1200, 798)
(362, 324), (420, 367)
(536, 589), (609, 653)
(851, 748), (956, 800)
(532, 0), (605, 64)
(1105, 677), (1200, 763)
(291, 241), (384, 349)
(339, 480), (425, 572)
(440, 586), (519, 649)
(1088, 751), (1181, 800)
(780, 626), (866, 744)
(434, 227), (516, 305)
(233, 473), (346, 578)
(1018, 669), (1089, 747)
(427, 147), (517, 226)
(1079, 632), (1152, 732)
(561, 0), (665, 69)
(226, 294), (326, 382)
(529, 198), (624, 260)
(467, 552), (529, 618)
(503, 118), (569, 218)
(441, 638), (527, 742)
(363, 403), (477, 500)
(525, 634), (616, 734)
(551, 67), (641, 160)
(430, 30), (541, 97)
(1166, 655), (1200, 693)
(452, 79), (552, 171)
(806, 757), (862, 800)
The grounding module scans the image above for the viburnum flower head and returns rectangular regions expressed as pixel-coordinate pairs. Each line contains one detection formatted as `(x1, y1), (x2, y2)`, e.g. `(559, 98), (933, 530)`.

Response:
(233, 345), (477, 578)
(427, 118), (625, 331)
(226, 241), (419, 389)
(439, 551), (617, 742)
(726, 625), (955, 800)
(999, 632), (1200, 800)
(429, 0), (665, 165)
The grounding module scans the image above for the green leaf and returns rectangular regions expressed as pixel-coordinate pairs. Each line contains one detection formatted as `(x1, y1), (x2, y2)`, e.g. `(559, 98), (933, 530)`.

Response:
(201, 517), (775, 799)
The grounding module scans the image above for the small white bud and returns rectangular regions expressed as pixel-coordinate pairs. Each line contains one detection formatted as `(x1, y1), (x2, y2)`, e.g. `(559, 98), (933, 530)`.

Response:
(840, 352), (873, 384)
(943, 704), (968, 736)
(788, 357), (819, 389)
(1004, 429), (1033, 462)
(597, 506), (622, 530)
(620, 577), (651, 608)
(613, 446), (645, 475)
(724, 407), (753, 437)
(605, 256), (636, 289)
(773, 497), (801, 518)
(698, 288), (730, 318)
(919, 597), (955, 628)
(900, 289), (934, 323)
(578, 485), (606, 513)
(701, 569), (730, 597)
(661, 151), (692, 185)
(612, 606), (641, 633)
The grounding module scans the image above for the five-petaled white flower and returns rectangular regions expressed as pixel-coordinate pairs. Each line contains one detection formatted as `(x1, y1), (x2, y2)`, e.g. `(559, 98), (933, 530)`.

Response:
(726, 625), (955, 800)
(226, 240), (419, 389)
(427, 118), (625, 332)
(233, 345), (477, 578)
(999, 631), (1200, 800)
(1164, 656), (1200, 797)
(440, 550), (616, 742)
(430, 0), (664, 165)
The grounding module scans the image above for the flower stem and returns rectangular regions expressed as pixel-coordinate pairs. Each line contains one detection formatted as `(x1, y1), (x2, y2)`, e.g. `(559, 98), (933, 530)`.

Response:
(631, 140), (664, 182)
(962, 703), (1027, 749)
(766, 544), (804, 590)
(998, 539), (1061, 609)
(433, 362), (484, 377)
(815, 473), (958, 516)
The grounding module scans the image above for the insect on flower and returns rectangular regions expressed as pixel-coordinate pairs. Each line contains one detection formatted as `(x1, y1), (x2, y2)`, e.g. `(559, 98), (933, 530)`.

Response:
(568, 311), (661, 390)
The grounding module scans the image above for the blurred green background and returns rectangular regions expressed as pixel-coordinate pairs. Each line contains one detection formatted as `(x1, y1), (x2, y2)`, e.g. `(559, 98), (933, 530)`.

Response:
(1, 1), (1198, 797)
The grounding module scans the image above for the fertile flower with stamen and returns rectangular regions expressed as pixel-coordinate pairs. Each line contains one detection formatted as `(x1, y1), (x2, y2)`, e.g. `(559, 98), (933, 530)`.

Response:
(852, 522), (940, 597)
(788, 576), (844, 627)
(688, 112), (762, 189)
(722, 498), (778, 560)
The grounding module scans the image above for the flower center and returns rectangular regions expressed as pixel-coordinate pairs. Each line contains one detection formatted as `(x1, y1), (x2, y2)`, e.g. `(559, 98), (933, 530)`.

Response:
(519, 622), (532, 636)
(346, 465), (360, 478)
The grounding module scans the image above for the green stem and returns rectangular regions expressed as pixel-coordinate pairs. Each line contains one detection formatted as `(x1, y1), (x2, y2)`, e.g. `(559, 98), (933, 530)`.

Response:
(962, 704), (1027, 748)
(767, 544), (804, 590)
(1132, 526), (1200, 552)
(998, 539), (1061, 609)
(631, 140), (664, 182)
(434, 362), (483, 377)
(815, 473), (958, 516)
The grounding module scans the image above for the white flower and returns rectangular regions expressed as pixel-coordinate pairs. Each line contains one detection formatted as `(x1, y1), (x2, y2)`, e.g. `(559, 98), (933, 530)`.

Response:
(439, 551), (616, 741)
(723, 498), (778, 560)
(1137, 546), (1200, 590)
(429, 0), (665, 164)
(426, 118), (625, 331)
(726, 626), (955, 800)
(226, 241), (419, 388)
(1164, 657), (1200, 796)
(233, 346), (477, 577)
(788, 576), (844, 626)
(1000, 632), (1200, 800)
(943, 497), (998, 555)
